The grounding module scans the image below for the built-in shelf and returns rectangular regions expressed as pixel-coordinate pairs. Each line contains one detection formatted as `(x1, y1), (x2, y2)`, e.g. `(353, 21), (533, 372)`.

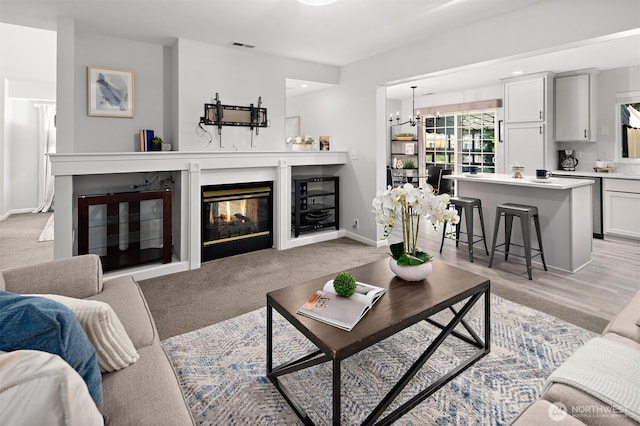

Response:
(292, 176), (339, 238)
(50, 151), (350, 280)
(77, 189), (172, 271)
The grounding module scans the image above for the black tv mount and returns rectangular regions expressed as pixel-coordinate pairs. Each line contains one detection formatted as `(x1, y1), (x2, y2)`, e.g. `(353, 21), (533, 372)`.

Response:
(200, 93), (267, 142)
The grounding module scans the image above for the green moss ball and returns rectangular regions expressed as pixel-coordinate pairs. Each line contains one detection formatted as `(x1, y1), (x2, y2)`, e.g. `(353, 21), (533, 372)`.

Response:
(333, 272), (357, 297)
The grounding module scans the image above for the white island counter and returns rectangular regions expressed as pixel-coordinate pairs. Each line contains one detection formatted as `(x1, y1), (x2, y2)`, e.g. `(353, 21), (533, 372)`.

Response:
(443, 173), (594, 273)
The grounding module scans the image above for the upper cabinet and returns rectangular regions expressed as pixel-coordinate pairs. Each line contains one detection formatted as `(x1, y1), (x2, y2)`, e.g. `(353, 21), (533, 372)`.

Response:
(502, 73), (554, 174)
(505, 77), (545, 123)
(554, 70), (599, 142)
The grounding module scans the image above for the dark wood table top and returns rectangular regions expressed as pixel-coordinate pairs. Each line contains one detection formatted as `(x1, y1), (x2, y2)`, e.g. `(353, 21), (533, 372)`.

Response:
(267, 258), (490, 360)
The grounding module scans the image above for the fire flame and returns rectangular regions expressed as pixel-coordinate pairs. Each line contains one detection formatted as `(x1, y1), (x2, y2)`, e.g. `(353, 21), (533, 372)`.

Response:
(207, 199), (253, 224)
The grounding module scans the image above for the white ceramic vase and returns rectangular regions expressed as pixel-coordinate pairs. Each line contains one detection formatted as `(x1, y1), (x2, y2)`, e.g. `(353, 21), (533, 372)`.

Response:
(388, 257), (433, 281)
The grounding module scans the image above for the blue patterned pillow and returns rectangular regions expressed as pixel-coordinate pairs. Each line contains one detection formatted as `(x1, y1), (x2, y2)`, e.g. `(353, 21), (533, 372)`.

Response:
(0, 290), (103, 406)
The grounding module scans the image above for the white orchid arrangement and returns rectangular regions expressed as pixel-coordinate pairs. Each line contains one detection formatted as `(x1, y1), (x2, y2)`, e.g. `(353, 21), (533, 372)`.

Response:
(286, 135), (316, 145)
(372, 183), (459, 266)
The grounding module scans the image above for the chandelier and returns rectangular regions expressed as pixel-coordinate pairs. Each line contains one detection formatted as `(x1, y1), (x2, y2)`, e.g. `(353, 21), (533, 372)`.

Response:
(389, 86), (424, 127)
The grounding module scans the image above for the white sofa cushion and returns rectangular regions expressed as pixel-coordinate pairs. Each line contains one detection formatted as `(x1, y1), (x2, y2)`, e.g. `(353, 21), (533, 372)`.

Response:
(0, 350), (104, 426)
(36, 294), (139, 372)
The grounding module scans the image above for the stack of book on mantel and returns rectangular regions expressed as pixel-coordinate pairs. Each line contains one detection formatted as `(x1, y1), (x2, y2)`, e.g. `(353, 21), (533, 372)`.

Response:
(139, 129), (157, 152)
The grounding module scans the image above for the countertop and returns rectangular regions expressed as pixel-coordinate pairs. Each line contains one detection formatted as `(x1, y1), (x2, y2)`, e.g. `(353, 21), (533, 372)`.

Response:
(551, 170), (640, 180)
(444, 173), (594, 190)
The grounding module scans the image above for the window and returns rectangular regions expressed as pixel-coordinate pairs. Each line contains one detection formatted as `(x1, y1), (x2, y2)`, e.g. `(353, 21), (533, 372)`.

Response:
(423, 110), (496, 174)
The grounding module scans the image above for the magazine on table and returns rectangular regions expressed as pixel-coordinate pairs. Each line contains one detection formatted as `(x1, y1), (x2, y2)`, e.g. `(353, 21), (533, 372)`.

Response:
(297, 280), (386, 331)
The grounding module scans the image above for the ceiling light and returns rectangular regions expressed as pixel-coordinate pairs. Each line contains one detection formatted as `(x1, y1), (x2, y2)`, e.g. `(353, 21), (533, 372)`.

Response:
(389, 86), (425, 127)
(301, 84), (308, 88)
(297, 0), (338, 5)
(512, 70), (524, 75)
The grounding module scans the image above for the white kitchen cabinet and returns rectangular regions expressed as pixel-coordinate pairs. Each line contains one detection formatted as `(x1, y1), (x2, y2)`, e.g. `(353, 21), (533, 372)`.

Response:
(504, 123), (544, 175)
(502, 73), (553, 174)
(505, 77), (545, 123)
(554, 71), (598, 142)
(604, 178), (640, 239)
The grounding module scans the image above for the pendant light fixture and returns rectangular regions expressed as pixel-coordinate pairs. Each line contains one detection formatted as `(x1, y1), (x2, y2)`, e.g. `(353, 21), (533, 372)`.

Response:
(389, 86), (424, 127)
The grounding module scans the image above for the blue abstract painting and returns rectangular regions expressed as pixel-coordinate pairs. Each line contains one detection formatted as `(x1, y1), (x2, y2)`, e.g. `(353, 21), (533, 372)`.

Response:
(88, 66), (134, 117)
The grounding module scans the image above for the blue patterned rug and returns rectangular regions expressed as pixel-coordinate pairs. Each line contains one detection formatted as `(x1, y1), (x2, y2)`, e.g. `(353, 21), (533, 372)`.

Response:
(161, 294), (595, 425)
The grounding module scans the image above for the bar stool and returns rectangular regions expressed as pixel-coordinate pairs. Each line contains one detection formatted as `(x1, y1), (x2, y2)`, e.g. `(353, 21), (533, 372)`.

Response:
(488, 203), (548, 280)
(440, 196), (489, 262)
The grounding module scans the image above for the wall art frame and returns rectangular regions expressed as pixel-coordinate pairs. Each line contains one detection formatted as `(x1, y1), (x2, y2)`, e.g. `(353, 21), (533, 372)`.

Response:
(87, 66), (134, 118)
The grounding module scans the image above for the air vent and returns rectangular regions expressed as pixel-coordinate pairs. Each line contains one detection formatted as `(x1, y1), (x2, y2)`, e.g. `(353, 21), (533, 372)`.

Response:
(230, 41), (255, 49)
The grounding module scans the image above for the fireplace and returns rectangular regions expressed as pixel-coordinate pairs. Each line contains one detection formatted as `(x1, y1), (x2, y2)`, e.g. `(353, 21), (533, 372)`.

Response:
(201, 181), (273, 261)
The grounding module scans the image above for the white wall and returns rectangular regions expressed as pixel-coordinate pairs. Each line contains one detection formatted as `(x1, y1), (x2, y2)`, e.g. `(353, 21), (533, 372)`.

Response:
(175, 38), (339, 152)
(73, 32), (164, 152)
(0, 23), (56, 218)
(5, 98), (51, 211)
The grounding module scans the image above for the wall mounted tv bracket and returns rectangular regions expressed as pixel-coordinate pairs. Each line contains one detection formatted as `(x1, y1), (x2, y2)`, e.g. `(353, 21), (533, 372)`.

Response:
(200, 93), (267, 147)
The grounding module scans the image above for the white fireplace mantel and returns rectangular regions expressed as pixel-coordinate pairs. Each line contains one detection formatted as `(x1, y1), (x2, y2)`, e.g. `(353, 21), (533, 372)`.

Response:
(50, 150), (349, 280)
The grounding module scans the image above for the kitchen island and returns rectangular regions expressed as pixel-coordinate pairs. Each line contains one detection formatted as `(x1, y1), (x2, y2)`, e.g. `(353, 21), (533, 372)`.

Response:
(443, 173), (594, 273)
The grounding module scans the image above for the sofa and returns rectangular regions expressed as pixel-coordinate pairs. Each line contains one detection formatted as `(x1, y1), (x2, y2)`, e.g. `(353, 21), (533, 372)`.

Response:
(0, 255), (195, 426)
(511, 289), (640, 426)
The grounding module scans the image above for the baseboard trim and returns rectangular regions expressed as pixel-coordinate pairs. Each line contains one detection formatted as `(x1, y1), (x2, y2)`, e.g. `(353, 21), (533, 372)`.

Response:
(343, 231), (377, 247)
(0, 208), (36, 221)
(285, 229), (346, 249)
(105, 258), (189, 281)
(604, 234), (640, 247)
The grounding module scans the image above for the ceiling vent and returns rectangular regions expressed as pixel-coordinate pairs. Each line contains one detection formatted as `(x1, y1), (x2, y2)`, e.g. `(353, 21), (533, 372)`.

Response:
(230, 41), (255, 49)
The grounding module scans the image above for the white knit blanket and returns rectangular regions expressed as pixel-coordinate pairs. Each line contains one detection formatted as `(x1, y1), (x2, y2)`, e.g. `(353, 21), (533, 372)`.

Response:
(544, 336), (640, 422)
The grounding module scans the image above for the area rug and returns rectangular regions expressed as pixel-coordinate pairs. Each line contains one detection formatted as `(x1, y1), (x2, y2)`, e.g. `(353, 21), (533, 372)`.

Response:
(38, 214), (54, 242)
(161, 294), (596, 425)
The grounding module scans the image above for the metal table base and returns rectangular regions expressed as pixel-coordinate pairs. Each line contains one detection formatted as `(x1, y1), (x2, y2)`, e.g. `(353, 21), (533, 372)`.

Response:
(266, 287), (490, 425)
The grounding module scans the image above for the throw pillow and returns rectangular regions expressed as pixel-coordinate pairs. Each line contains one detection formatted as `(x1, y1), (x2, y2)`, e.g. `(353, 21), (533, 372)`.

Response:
(0, 290), (103, 406)
(0, 349), (104, 426)
(37, 294), (139, 373)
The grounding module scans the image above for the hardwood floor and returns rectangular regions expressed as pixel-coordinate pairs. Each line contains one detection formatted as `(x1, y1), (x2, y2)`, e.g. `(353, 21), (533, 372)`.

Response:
(2, 212), (638, 322)
(418, 224), (640, 321)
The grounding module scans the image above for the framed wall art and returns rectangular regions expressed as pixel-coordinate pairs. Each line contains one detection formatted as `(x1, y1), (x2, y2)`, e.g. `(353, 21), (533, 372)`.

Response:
(319, 135), (330, 151)
(87, 66), (134, 117)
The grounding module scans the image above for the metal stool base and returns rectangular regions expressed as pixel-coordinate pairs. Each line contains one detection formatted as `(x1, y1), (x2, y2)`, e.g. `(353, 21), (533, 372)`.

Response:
(440, 197), (489, 263)
(488, 203), (547, 280)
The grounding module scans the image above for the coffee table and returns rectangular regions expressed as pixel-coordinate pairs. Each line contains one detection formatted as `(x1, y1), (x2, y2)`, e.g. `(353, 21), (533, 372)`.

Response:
(266, 258), (490, 425)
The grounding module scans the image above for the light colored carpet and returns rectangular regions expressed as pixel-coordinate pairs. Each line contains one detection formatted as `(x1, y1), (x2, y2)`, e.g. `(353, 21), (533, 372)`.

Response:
(0, 212), (54, 270)
(162, 293), (596, 425)
(38, 214), (54, 242)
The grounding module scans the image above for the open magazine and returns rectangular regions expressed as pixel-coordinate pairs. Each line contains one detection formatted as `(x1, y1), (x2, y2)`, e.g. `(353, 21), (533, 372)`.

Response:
(297, 280), (386, 331)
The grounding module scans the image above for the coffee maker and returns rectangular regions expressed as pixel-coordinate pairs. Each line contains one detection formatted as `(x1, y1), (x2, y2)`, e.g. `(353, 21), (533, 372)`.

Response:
(558, 149), (579, 171)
